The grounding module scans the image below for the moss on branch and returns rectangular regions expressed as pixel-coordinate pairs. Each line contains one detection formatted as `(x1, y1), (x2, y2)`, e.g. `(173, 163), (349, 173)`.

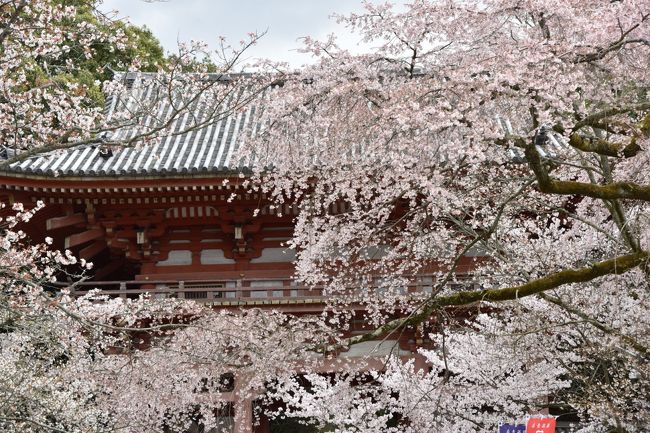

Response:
(572, 102), (650, 131)
(525, 136), (650, 202)
(538, 178), (650, 201)
(347, 251), (647, 346)
(568, 133), (640, 158)
(433, 252), (647, 307)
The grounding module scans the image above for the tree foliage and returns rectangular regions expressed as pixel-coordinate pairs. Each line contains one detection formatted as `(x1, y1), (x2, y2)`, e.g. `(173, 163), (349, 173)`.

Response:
(238, 1), (650, 431)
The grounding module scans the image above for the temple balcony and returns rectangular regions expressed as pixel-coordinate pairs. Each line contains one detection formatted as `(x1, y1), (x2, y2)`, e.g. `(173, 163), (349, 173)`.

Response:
(57, 274), (477, 310)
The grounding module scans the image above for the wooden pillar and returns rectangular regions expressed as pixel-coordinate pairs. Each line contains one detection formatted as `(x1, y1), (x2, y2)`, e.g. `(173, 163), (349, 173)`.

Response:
(234, 398), (253, 433)
(234, 373), (254, 433)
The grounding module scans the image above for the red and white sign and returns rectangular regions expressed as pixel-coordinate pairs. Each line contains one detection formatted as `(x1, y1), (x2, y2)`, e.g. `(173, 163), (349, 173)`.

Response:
(526, 418), (556, 433)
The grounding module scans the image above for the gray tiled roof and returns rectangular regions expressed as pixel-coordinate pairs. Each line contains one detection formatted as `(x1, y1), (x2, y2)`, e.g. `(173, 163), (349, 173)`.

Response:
(4, 73), (262, 178)
(1, 74), (570, 178)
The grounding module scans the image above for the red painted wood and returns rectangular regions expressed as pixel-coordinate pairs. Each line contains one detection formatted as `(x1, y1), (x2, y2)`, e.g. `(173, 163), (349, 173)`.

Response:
(46, 213), (86, 230)
(79, 240), (107, 260)
(65, 228), (104, 248)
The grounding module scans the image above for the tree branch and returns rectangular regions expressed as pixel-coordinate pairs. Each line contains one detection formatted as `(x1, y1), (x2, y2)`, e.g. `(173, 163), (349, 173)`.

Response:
(536, 176), (650, 202)
(572, 102), (650, 131)
(568, 133), (641, 158)
(346, 251), (647, 346)
(525, 139), (650, 201)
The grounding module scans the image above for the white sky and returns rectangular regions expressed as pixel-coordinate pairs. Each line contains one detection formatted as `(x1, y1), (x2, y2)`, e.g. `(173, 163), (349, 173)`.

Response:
(101, 0), (400, 68)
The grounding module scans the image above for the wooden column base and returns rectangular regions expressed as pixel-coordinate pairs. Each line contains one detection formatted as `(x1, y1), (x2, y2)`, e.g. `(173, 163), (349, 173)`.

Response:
(234, 398), (253, 433)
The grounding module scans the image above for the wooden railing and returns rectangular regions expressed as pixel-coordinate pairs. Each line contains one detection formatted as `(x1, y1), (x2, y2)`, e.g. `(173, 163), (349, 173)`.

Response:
(57, 276), (476, 305)
(64, 278), (324, 304)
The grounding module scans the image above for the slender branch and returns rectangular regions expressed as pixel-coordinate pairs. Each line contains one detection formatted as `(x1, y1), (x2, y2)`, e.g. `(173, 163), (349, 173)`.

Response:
(433, 177), (535, 296)
(0, 136), (102, 169)
(575, 14), (648, 64)
(598, 154), (642, 252)
(572, 102), (650, 131)
(0, 416), (68, 433)
(538, 293), (650, 359)
(0, 77), (280, 169)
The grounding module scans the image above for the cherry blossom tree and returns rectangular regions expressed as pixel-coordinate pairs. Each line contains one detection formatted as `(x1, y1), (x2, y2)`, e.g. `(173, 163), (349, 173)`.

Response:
(239, 1), (650, 431)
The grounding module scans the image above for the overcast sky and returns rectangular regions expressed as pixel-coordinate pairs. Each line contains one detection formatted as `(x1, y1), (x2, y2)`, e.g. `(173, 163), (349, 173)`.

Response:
(101, 0), (399, 68)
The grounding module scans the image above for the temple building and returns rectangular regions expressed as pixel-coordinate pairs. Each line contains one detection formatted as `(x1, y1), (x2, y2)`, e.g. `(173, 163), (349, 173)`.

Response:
(0, 73), (439, 433)
(0, 72), (580, 433)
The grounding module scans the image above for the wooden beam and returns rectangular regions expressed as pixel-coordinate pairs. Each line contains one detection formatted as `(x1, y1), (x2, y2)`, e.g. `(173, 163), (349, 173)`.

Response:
(93, 258), (125, 281)
(107, 238), (130, 250)
(79, 240), (107, 261)
(46, 213), (85, 231)
(64, 228), (104, 249)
